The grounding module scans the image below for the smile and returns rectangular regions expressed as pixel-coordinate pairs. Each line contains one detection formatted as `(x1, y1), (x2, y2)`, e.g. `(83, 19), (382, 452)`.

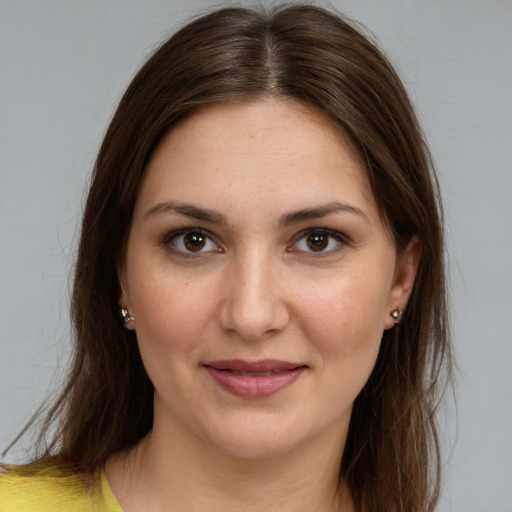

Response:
(203, 359), (307, 399)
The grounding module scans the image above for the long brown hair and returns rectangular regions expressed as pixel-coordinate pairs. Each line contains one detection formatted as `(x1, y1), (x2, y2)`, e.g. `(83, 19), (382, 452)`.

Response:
(6, 5), (452, 511)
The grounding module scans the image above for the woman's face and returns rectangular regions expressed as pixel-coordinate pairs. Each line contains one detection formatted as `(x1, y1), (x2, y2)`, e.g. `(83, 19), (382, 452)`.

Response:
(120, 99), (418, 459)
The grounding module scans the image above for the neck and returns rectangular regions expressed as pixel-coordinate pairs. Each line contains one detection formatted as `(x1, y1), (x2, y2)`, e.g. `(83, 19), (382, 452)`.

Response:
(107, 415), (353, 512)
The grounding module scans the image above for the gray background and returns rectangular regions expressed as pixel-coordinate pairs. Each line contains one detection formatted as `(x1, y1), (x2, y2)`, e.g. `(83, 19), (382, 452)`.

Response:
(1, 1), (511, 510)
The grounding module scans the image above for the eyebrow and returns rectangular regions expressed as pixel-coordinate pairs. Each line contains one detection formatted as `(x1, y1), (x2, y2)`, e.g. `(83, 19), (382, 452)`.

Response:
(279, 201), (369, 226)
(144, 200), (368, 226)
(145, 201), (229, 225)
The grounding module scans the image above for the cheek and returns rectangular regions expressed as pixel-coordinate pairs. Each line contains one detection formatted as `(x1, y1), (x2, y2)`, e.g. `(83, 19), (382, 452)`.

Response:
(129, 276), (218, 405)
(129, 271), (218, 360)
(293, 276), (387, 415)
(293, 269), (390, 367)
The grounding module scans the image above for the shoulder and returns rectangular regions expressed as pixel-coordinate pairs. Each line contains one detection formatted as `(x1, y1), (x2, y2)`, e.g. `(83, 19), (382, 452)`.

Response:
(0, 467), (119, 512)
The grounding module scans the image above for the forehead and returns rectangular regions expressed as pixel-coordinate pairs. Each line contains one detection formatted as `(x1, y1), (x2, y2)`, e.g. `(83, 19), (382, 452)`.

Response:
(135, 99), (377, 222)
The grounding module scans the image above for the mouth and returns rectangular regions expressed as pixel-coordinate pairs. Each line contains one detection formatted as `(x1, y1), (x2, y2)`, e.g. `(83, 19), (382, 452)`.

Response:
(226, 370), (287, 376)
(203, 359), (307, 399)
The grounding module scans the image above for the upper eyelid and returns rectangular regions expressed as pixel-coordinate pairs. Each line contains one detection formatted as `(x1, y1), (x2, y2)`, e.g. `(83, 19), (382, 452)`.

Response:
(162, 227), (215, 244)
(291, 227), (349, 244)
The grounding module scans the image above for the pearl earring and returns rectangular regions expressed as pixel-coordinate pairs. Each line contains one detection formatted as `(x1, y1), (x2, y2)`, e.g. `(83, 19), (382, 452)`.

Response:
(120, 307), (135, 325)
(391, 309), (402, 323)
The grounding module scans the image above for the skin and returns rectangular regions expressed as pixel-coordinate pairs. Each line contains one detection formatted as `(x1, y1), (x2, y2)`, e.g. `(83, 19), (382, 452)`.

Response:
(109, 99), (420, 511)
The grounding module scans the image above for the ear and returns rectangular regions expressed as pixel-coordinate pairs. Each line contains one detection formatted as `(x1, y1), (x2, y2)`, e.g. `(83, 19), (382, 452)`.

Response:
(384, 236), (421, 330)
(118, 264), (136, 331)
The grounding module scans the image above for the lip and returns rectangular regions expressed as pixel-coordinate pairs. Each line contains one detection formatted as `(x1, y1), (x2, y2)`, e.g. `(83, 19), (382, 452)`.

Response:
(203, 359), (307, 400)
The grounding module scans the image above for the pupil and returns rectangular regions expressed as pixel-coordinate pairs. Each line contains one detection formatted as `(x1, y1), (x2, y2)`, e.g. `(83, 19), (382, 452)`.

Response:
(307, 233), (328, 251)
(184, 233), (206, 251)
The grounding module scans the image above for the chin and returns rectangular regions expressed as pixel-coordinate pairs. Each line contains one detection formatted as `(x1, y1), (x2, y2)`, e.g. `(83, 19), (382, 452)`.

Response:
(211, 433), (302, 460)
(197, 413), (328, 461)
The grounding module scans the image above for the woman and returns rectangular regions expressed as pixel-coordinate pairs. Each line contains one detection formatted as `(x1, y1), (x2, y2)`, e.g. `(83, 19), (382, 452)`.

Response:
(0, 4), (451, 511)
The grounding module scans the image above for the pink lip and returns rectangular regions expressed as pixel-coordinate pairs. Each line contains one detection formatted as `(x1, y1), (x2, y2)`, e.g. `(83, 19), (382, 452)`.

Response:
(204, 359), (307, 400)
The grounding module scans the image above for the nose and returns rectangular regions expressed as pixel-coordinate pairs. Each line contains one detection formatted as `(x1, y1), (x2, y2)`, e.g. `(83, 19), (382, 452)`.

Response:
(219, 250), (290, 341)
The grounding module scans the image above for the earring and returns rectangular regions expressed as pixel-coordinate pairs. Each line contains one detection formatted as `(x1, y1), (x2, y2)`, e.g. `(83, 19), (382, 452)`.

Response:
(120, 307), (135, 325)
(391, 309), (402, 323)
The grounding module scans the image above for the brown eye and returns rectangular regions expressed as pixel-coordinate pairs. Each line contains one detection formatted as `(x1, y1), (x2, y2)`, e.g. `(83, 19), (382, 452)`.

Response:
(166, 229), (218, 255)
(306, 233), (329, 252)
(184, 232), (206, 252)
(292, 229), (346, 255)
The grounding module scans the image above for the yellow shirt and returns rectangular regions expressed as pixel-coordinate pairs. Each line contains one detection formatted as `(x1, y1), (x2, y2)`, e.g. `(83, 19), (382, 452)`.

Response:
(0, 470), (123, 512)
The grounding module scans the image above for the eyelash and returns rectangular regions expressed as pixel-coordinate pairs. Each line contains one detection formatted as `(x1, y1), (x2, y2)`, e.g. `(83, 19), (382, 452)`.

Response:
(161, 227), (349, 258)
(161, 228), (220, 258)
(289, 228), (349, 256)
